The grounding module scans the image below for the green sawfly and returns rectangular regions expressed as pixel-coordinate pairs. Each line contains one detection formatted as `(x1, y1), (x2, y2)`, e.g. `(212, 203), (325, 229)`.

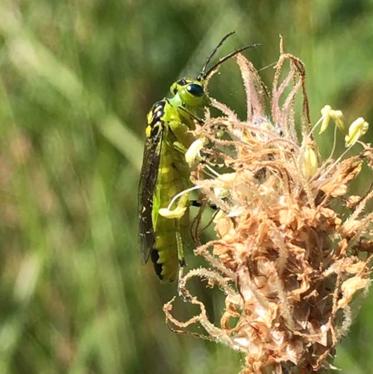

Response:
(138, 32), (258, 281)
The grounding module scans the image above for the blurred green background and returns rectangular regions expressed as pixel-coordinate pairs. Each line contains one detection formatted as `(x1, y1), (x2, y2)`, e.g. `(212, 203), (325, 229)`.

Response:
(0, 0), (372, 373)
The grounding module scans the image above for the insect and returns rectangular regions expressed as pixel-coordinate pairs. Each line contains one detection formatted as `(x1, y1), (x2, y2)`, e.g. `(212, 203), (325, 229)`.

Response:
(138, 32), (258, 281)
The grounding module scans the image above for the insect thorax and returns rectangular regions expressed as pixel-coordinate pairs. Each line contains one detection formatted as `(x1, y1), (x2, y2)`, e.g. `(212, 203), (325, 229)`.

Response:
(146, 100), (166, 138)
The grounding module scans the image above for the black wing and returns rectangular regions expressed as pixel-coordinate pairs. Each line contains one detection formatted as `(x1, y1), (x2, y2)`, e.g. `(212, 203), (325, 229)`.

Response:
(138, 101), (165, 263)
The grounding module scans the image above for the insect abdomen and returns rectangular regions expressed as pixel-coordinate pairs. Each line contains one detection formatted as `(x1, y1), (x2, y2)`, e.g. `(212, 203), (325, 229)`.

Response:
(152, 143), (189, 281)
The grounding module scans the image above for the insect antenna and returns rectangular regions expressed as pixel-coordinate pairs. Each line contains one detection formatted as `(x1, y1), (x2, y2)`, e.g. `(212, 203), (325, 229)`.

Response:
(198, 41), (262, 81)
(198, 31), (236, 80)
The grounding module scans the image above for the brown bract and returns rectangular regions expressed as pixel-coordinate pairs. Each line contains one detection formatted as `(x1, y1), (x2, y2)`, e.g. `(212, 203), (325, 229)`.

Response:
(164, 48), (373, 374)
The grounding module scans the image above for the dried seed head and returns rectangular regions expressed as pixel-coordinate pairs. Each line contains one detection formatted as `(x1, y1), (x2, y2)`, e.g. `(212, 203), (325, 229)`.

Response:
(165, 48), (373, 374)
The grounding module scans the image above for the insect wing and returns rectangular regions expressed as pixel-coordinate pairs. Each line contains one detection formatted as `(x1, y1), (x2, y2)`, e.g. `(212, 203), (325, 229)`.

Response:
(138, 120), (163, 263)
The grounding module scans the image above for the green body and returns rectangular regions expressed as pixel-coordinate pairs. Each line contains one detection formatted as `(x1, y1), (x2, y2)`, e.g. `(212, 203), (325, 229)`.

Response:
(150, 99), (196, 281)
(138, 32), (254, 281)
(139, 80), (206, 281)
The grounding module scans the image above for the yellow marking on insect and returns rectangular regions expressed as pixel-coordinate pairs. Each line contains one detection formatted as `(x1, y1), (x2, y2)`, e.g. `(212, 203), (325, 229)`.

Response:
(160, 165), (175, 176)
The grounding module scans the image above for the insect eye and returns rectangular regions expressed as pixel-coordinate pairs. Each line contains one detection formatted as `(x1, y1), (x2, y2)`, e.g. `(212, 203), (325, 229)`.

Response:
(177, 79), (187, 86)
(187, 83), (204, 97)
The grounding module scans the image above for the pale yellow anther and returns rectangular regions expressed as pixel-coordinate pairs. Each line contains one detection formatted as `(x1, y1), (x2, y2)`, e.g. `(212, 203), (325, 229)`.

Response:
(330, 110), (345, 132)
(319, 105), (345, 134)
(320, 105), (332, 116)
(345, 117), (369, 147)
(185, 138), (205, 167)
(319, 105), (332, 134)
(301, 146), (318, 178)
(159, 206), (187, 219)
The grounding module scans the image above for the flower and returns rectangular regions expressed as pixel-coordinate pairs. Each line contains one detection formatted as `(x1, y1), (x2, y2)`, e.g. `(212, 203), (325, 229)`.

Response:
(164, 49), (373, 374)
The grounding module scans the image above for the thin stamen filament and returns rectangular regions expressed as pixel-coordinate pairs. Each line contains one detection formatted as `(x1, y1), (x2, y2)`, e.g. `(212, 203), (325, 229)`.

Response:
(166, 185), (201, 211)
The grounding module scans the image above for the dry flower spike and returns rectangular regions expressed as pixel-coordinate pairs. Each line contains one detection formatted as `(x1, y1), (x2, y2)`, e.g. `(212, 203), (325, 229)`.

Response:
(163, 47), (373, 374)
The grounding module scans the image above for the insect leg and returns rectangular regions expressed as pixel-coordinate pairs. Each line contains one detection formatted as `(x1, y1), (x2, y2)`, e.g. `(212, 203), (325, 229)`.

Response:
(178, 106), (204, 124)
(172, 141), (188, 154)
(190, 200), (217, 210)
(191, 200), (205, 247)
(175, 221), (186, 267)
